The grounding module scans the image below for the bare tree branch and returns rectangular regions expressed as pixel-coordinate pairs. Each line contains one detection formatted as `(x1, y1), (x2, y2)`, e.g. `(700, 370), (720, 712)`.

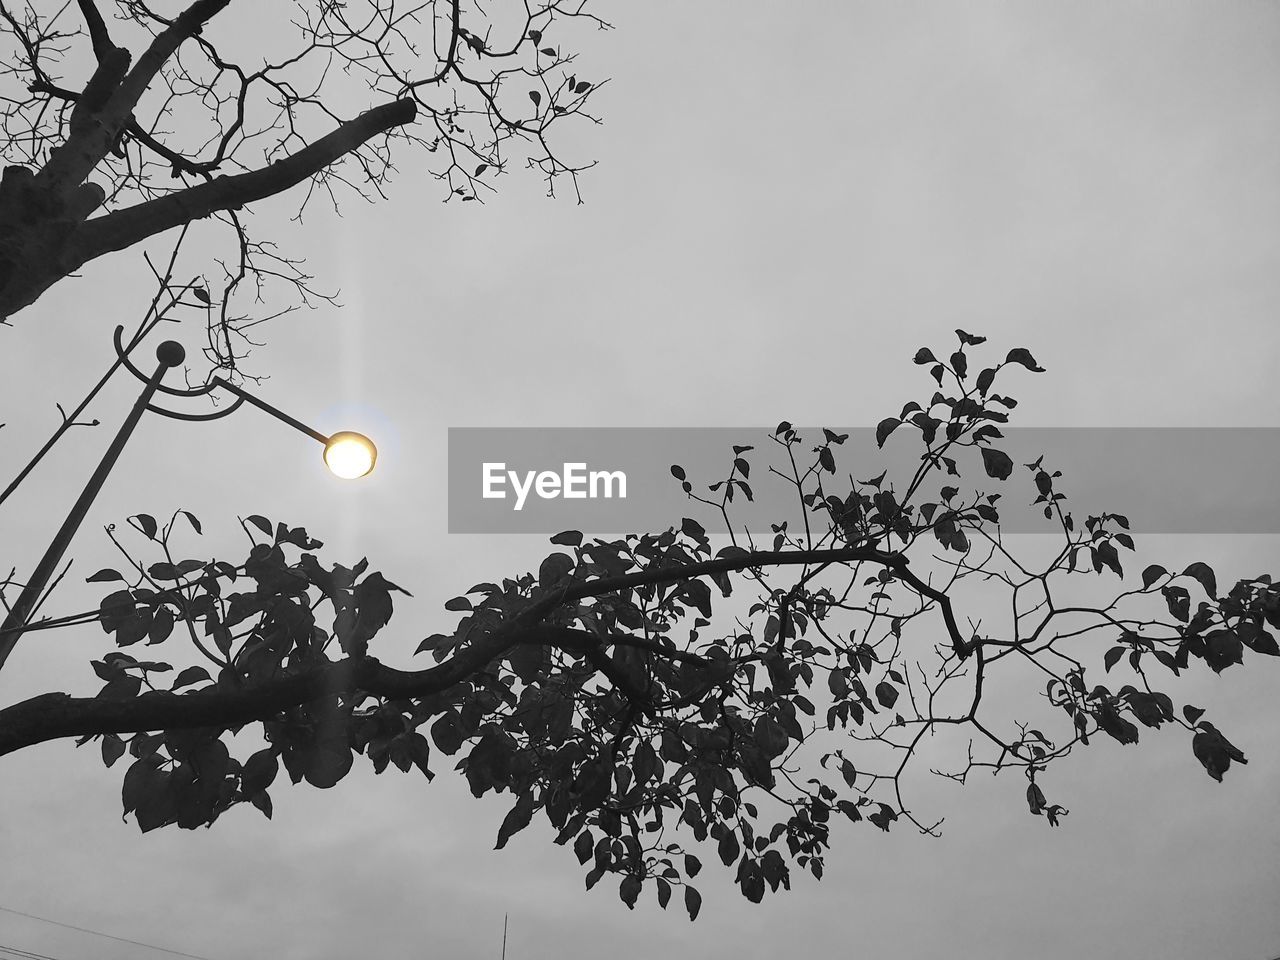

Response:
(0, 96), (416, 315)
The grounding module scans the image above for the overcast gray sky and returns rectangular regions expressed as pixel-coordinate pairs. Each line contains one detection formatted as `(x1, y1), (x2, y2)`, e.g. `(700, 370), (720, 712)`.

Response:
(2, 2), (1280, 959)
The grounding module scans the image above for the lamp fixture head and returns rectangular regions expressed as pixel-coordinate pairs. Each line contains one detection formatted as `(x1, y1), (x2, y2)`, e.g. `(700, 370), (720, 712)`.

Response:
(323, 431), (377, 479)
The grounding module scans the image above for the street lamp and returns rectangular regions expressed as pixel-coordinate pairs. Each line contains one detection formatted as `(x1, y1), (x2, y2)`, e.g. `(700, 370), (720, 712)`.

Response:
(107, 327), (378, 480)
(0, 330), (376, 669)
(323, 431), (377, 479)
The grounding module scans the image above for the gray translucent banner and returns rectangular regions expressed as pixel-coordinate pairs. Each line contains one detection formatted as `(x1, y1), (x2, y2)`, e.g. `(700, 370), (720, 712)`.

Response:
(447, 428), (1280, 535)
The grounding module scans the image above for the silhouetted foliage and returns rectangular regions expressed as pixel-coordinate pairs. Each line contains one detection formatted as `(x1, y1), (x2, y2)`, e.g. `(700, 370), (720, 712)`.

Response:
(3, 333), (1274, 917)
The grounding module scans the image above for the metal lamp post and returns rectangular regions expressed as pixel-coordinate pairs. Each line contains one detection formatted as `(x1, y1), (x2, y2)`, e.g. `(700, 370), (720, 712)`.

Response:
(0, 329), (376, 670)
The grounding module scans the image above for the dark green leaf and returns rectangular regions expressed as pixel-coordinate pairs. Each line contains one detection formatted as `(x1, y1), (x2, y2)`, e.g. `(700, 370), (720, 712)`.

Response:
(1182, 562), (1217, 599)
(1192, 722), (1247, 782)
(717, 829), (740, 866)
(91, 659), (123, 682)
(1127, 691), (1171, 727)
(147, 606), (174, 644)
(250, 792), (273, 819)
(1141, 564), (1167, 589)
(874, 681), (898, 709)
(1026, 782), (1046, 815)
(1239, 620), (1279, 656)
(681, 517), (706, 541)
(685, 885), (702, 920)
(573, 830), (593, 865)
(495, 791), (535, 849)
(875, 418), (900, 449)
(839, 758), (857, 787)
(1096, 540), (1123, 578)
(1162, 586), (1190, 622)
(1097, 701), (1139, 744)
(619, 875), (642, 910)
(114, 612), (151, 647)
(130, 514), (158, 539)
(122, 756), (173, 831)
(750, 717), (786, 760)
(656, 877), (672, 909)
(868, 804), (898, 831)
(980, 447), (1013, 481)
(101, 734), (126, 768)
(245, 515), (272, 537)
(539, 552), (574, 590)
(431, 713), (464, 755)
(1005, 348), (1045, 372)
(302, 734), (352, 789)
(1202, 629), (1243, 673)
(241, 749), (278, 795)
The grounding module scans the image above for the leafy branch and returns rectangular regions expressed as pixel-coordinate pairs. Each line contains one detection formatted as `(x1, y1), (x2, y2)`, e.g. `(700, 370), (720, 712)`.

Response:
(1, 333), (1274, 918)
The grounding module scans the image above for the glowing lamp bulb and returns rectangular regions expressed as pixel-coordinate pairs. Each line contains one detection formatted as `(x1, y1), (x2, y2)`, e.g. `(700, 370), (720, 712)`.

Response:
(323, 431), (377, 479)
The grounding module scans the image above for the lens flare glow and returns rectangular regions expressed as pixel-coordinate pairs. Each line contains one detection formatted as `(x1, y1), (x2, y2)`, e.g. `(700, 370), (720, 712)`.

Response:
(323, 432), (377, 479)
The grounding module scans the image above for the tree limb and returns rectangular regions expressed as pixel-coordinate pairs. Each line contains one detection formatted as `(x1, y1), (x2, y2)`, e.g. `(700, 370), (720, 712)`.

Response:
(27, 79), (221, 176)
(0, 612), (542, 755)
(76, 0), (115, 61)
(69, 98), (417, 264)
(0, 546), (967, 755)
(531, 625), (709, 665)
(1, 98), (416, 318)
(35, 0), (229, 199)
(118, 0), (231, 109)
(544, 547), (903, 613)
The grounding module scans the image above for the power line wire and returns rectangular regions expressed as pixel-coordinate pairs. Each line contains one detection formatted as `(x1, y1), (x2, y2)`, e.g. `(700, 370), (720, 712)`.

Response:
(0, 905), (214, 960)
(0, 942), (66, 960)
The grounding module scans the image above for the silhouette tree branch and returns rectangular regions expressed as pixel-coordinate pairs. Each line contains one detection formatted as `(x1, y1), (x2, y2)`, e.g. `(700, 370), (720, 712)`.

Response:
(0, 545), (959, 754)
